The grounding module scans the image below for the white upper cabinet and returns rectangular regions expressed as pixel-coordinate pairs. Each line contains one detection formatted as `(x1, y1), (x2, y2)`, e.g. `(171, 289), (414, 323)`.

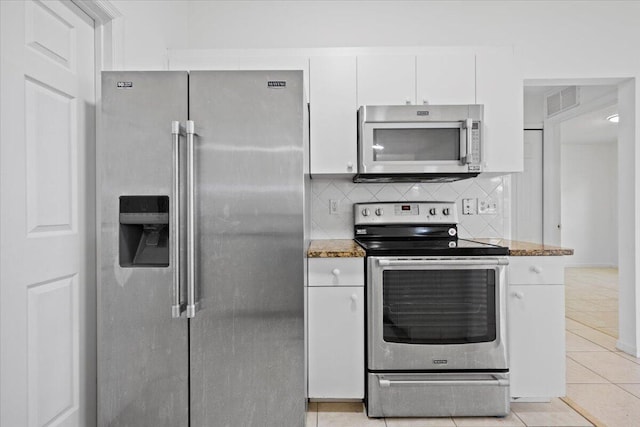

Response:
(416, 52), (475, 105)
(309, 56), (357, 174)
(357, 55), (416, 106)
(476, 49), (523, 173)
(305, 47), (522, 175)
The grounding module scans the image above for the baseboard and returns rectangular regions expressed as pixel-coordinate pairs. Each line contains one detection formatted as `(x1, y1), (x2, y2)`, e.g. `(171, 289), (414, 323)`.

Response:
(616, 340), (639, 357)
(564, 263), (618, 269)
(511, 397), (550, 403)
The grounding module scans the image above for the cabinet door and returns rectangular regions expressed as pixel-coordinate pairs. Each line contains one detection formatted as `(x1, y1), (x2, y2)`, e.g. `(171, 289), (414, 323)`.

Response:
(308, 286), (364, 399)
(508, 284), (565, 399)
(357, 55), (416, 106)
(476, 49), (523, 173)
(416, 52), (475, 105)
(309, 56), (357, 174)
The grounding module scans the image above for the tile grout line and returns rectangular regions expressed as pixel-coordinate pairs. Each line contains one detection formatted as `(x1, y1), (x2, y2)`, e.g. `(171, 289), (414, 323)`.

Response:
(566, 354), (612, 386)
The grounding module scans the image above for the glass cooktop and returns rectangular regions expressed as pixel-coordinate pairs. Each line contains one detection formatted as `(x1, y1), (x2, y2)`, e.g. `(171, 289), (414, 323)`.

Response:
(354, 238), (509, 256)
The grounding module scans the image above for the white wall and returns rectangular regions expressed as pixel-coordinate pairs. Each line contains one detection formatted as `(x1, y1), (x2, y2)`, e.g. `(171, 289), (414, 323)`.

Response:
(110, 0), (640, 355)
(561, 143), (618, 267)
(111, 1), (187, 69)
(524, 87), (545, 127)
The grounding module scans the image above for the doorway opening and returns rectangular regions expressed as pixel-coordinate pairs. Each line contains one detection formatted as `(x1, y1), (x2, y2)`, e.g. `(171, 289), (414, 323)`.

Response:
(519, 83), (619, 337)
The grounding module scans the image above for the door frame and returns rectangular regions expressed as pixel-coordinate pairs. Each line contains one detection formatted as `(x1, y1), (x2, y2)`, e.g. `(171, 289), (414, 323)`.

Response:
(69, 1), (123, 424)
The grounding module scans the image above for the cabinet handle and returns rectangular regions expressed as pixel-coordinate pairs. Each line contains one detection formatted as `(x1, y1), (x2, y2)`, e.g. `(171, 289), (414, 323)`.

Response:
(405, 99), (412, 105)
(351, 294), (358, 302)
(332, 268), (340, 276)
(514, 291), (524, 299)
(346, 161), (353, 170)
(530, 266), (542, 274)
(422, 99), (429, 105)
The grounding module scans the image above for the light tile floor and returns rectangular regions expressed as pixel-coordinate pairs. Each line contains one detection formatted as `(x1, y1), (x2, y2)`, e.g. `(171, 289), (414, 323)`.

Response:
(565, 268), (619, 338)
(306, 267), (640, 426)
(305, 399), (592, 427)
(564, 267), (640, 426)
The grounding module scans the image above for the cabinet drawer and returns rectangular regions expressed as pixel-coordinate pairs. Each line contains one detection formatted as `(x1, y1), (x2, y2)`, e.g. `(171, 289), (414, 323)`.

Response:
(308, 258), (364, 286)
(508, 257), (565, 285)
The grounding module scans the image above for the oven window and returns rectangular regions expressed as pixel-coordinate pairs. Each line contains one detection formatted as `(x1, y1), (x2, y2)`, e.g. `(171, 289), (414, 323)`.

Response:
(382, 269), (496, 344)
(372, 128), (460, 161)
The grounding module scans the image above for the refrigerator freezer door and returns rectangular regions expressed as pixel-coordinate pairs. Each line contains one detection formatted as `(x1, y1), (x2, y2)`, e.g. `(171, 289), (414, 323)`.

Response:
(99, 71), (189, 427)
(188, 71), (305, 426)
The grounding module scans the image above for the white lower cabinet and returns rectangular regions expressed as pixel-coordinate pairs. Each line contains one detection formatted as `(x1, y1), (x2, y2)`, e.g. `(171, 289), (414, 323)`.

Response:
(507, 257), (566, 400)
(308, 258), (364, 399)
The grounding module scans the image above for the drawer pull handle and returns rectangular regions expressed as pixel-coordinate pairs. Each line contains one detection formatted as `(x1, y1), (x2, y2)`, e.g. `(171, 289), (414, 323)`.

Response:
(332, 268), (341, 276)
(351, 293), (358, 302)
(531, 266), (542, 274)
(514, 291), (524, 299)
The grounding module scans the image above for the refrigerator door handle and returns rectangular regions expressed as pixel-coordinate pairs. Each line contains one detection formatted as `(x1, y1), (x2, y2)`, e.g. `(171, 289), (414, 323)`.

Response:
(186, 120), (199, 318)
(171, 121), (185, 318)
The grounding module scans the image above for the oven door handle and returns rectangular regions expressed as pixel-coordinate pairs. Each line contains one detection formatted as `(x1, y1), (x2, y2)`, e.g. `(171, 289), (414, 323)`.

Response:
(377, 258), (508, 267)
(379, 377), (509, 388)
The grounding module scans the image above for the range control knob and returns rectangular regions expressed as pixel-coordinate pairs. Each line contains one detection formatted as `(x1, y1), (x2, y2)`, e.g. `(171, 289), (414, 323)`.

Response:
(362, 208), (370, 217)
(375, 208), (384, 216)
(429, 208), (437, 216)
(448, 228), (457, 236)
(443, 208), (450, 216)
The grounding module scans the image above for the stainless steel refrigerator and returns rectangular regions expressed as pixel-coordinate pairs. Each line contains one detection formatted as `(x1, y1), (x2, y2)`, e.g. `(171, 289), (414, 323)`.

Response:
(98, 71), (307, 426)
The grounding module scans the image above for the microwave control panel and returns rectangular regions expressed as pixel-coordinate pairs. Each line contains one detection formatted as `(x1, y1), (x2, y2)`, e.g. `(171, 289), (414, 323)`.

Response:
(468, 123), (481, 166)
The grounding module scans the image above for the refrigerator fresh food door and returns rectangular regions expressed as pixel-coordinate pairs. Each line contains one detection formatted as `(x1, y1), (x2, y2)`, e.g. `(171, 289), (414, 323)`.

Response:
(188, 71), (305, 426)
(99, 71), (189, 427)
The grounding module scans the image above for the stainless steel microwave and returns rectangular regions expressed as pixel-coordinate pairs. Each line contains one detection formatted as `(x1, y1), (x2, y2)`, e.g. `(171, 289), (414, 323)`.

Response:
(354, 105), (483, 182)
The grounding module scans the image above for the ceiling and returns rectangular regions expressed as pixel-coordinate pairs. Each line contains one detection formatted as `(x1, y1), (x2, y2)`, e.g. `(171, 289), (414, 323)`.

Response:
(561, 103), (618, 145)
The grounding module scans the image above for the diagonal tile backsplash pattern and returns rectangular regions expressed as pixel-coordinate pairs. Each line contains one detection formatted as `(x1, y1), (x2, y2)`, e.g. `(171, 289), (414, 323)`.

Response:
(310, 176), (511, 240)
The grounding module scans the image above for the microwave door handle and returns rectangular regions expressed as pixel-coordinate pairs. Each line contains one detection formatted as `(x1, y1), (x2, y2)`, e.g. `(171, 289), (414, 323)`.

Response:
(463, 118), (473, 164)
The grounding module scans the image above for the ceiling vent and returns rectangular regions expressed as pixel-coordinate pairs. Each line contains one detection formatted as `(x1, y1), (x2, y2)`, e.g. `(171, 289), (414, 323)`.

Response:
(545, 86), (580, 117)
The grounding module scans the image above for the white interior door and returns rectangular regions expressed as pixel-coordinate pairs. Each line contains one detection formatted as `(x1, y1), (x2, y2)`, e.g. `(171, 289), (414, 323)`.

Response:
(513, 130), (543, 243)
(1, 1), (95, 426)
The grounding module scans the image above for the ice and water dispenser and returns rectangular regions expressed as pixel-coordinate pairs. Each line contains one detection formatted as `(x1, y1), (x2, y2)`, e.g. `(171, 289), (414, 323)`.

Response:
(119, 196), (169, 267)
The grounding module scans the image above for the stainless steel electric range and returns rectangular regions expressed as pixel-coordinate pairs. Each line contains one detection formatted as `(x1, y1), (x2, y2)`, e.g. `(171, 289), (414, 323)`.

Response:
(354, 201), (510, 418)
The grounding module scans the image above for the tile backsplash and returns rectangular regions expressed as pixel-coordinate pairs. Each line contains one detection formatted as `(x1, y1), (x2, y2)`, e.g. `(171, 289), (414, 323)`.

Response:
(310, 176), (511, 240)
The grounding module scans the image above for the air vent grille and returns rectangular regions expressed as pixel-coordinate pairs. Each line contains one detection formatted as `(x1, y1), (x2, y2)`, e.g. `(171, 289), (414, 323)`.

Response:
(546, 86), (580, 117)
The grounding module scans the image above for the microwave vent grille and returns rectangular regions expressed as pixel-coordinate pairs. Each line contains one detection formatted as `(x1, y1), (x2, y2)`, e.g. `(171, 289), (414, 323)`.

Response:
(545, 86), (580, 117)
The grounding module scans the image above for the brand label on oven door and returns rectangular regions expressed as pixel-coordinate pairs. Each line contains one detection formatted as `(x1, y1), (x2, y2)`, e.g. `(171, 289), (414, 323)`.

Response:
(432, 359), (448, 365)
(468, 165), (481, 172)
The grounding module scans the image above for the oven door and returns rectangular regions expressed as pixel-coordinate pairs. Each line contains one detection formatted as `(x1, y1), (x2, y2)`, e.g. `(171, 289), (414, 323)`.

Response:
(367, 256), (508, 371)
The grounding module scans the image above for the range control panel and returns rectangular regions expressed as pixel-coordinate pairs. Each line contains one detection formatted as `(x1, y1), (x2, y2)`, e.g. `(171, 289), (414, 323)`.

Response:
(354, 202), (459, 225)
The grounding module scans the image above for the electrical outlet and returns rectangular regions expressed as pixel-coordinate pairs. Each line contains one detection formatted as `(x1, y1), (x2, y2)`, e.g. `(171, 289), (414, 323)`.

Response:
(462, 198), (477, 215)
(329, 199), (339, 215)
(478, 198), (498, 215)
